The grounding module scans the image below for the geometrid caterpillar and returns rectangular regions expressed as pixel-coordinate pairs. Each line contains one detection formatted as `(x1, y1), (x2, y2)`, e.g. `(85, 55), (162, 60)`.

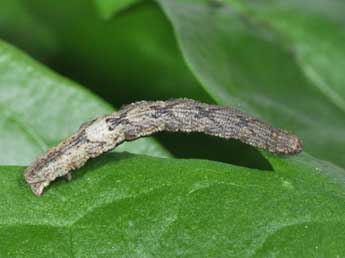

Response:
(24, 99), (303, 196)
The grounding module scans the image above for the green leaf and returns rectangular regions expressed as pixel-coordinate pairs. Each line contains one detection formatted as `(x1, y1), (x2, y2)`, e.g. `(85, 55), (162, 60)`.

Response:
(238, 0), (345, 111)
(153, 0), (345, 168)
(0, 39), (170, 165)
(1, 153), (345, 257)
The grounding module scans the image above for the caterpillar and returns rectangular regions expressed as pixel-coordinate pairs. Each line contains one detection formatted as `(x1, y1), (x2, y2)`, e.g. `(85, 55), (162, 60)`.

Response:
(24, 99), (303, 196)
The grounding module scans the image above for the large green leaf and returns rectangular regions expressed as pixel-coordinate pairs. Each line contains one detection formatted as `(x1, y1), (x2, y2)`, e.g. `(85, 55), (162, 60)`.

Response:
(0, 39), (170, 165)
(152, 0), (345, 168)
(1, 153), (345, 257)
(240, 0), (345, 111)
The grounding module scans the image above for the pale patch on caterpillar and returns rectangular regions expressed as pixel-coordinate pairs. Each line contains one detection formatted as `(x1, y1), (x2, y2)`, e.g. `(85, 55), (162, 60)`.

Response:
(24, 99), (303, 196)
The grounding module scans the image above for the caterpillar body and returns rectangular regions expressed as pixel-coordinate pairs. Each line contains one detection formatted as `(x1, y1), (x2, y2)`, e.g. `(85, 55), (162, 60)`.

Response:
(24, 99), (303, 196)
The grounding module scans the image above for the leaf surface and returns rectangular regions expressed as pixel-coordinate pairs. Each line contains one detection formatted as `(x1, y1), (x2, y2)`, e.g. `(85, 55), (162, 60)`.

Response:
(1, 153), (345, 257)
(153, 0), (345, 168)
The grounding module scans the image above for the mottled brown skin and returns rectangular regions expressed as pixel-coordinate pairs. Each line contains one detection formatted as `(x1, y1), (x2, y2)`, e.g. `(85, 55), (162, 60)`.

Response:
(24, 99), (303, 196)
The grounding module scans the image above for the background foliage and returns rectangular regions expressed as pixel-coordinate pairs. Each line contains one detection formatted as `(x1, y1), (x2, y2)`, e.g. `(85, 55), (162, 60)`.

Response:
(0, 0), (345, 257)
